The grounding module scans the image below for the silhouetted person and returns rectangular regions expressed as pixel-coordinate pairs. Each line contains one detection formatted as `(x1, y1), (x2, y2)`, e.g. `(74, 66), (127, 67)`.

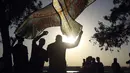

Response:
(80, 58), (86, 73)
(126, 53), (130, 67)
(47, 31), (83, 73)
(91, 58), (97, 73)
(0, 57), (4, 73)
(12, 36), (28, 73)
(30, 31), (48, 73)
(83, 56), (93, 73)
(111, 58), (121, 73)
(82, 59), (86, 67)
(96, 57), (104, 73)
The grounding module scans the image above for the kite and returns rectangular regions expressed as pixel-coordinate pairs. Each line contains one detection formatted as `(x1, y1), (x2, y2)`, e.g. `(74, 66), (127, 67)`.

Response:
(15, 0), (96, 39)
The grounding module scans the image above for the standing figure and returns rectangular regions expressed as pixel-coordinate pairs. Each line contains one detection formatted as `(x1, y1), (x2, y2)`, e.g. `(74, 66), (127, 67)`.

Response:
(47, 31), (83, 73)
(111, 58), (121, 73)
(126, 53), (130, 67)
(0, 57), (4, 73)
(91, 58), (97, 73)
(30, 31), (48, 73)
(83, 56), (93, 73)
(96, 57), (104, 73)
(82, 59), (86, 67)
(12, 36), (28, 73)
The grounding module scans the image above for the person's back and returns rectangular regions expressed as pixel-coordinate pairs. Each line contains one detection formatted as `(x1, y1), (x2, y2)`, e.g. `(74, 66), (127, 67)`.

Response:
(47, 42), (66, 73)
(91, 58), (97, 73)
(30, 31), (48, 73)
(96, 62), (104, 73)
(30, 44), (48, 65)
(13, 44), (28, 65)
(0, 57), (4, 73)
(111, 58), (121, 73)
(82, 56), (92, 73)
(47, 31), (83, 73)
(12, 36), (28, 73)
(96, 57), (104, 73)
(30, 45), (48, 73)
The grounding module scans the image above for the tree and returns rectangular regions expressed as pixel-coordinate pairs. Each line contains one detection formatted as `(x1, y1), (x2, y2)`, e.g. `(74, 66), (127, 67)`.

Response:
(92, 0), (130, 51)
(0, 0), (42, 73)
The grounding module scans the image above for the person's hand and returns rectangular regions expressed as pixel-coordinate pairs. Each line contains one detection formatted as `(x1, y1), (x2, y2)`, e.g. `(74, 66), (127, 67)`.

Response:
(42, 31), (48, 35)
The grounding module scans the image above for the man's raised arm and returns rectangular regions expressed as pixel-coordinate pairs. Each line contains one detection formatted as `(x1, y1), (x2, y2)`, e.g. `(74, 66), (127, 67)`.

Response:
(32, 31), (48, 45)
(66, 30), (83, 48)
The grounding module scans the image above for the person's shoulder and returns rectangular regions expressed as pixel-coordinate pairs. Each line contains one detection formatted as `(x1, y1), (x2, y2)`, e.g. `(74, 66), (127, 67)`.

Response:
(62, 42), (67, 45)
(100, 62), (103, 64)
(47, 43), (54, 49)
(48, 42), (55, 46)
(100, 62), (104, 65)
(62, 42), (69, 46)
(111, 63), (114, 65)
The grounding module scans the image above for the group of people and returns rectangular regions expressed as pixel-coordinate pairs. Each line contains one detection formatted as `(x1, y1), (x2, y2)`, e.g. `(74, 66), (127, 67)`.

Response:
(0, 30), (130, 73)
(12, 30), (83, 73)
(80, 56), (104, 73)
(80, 56), (129, 73)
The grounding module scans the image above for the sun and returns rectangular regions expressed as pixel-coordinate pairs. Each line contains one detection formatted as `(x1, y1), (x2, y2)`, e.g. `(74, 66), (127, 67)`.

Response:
(63, 35), (77, 44)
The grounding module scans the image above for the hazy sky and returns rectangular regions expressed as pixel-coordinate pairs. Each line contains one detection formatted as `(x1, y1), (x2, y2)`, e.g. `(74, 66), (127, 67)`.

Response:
(0, 0), (130, 67)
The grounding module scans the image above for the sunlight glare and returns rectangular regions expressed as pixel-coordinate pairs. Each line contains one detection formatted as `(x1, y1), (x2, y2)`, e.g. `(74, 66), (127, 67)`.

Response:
(63, 35), (77, 44)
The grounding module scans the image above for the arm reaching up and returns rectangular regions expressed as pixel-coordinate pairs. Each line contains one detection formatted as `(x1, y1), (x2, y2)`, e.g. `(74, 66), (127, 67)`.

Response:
(65, 30), (83, 48)
(32, 31), (48, 45)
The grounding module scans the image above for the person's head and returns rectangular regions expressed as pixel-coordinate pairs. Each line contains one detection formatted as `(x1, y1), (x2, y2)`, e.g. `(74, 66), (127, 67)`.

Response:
(39, 38), (45, 48)
(16, 35), (24, 44)
(92, 58), (96, 63)
(56, 35), (62, 42)
(83, 59), (85, 62)
(114, 58), (117, 63)
(86, 56), (92, 62)
(96, 57), (100, 62)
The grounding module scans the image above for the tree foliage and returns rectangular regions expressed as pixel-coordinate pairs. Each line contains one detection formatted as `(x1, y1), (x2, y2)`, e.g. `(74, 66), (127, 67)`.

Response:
(92, 0), (130, 51)
(0, 0), (42, 73)
(10, 0), (42, 27)
(1, 0), (42, 44)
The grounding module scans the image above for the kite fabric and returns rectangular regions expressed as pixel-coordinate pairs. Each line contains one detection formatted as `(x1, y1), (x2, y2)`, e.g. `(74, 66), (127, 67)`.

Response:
(53, 0), (82, 37)
(15, 0), (96, 39)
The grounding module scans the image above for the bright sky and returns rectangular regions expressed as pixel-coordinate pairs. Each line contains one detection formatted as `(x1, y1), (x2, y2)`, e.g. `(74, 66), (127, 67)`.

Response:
(0, 0), (130, 67)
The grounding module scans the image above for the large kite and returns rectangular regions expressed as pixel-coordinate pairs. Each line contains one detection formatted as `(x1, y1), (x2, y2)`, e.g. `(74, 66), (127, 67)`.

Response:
(15, 0), (96, 39)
